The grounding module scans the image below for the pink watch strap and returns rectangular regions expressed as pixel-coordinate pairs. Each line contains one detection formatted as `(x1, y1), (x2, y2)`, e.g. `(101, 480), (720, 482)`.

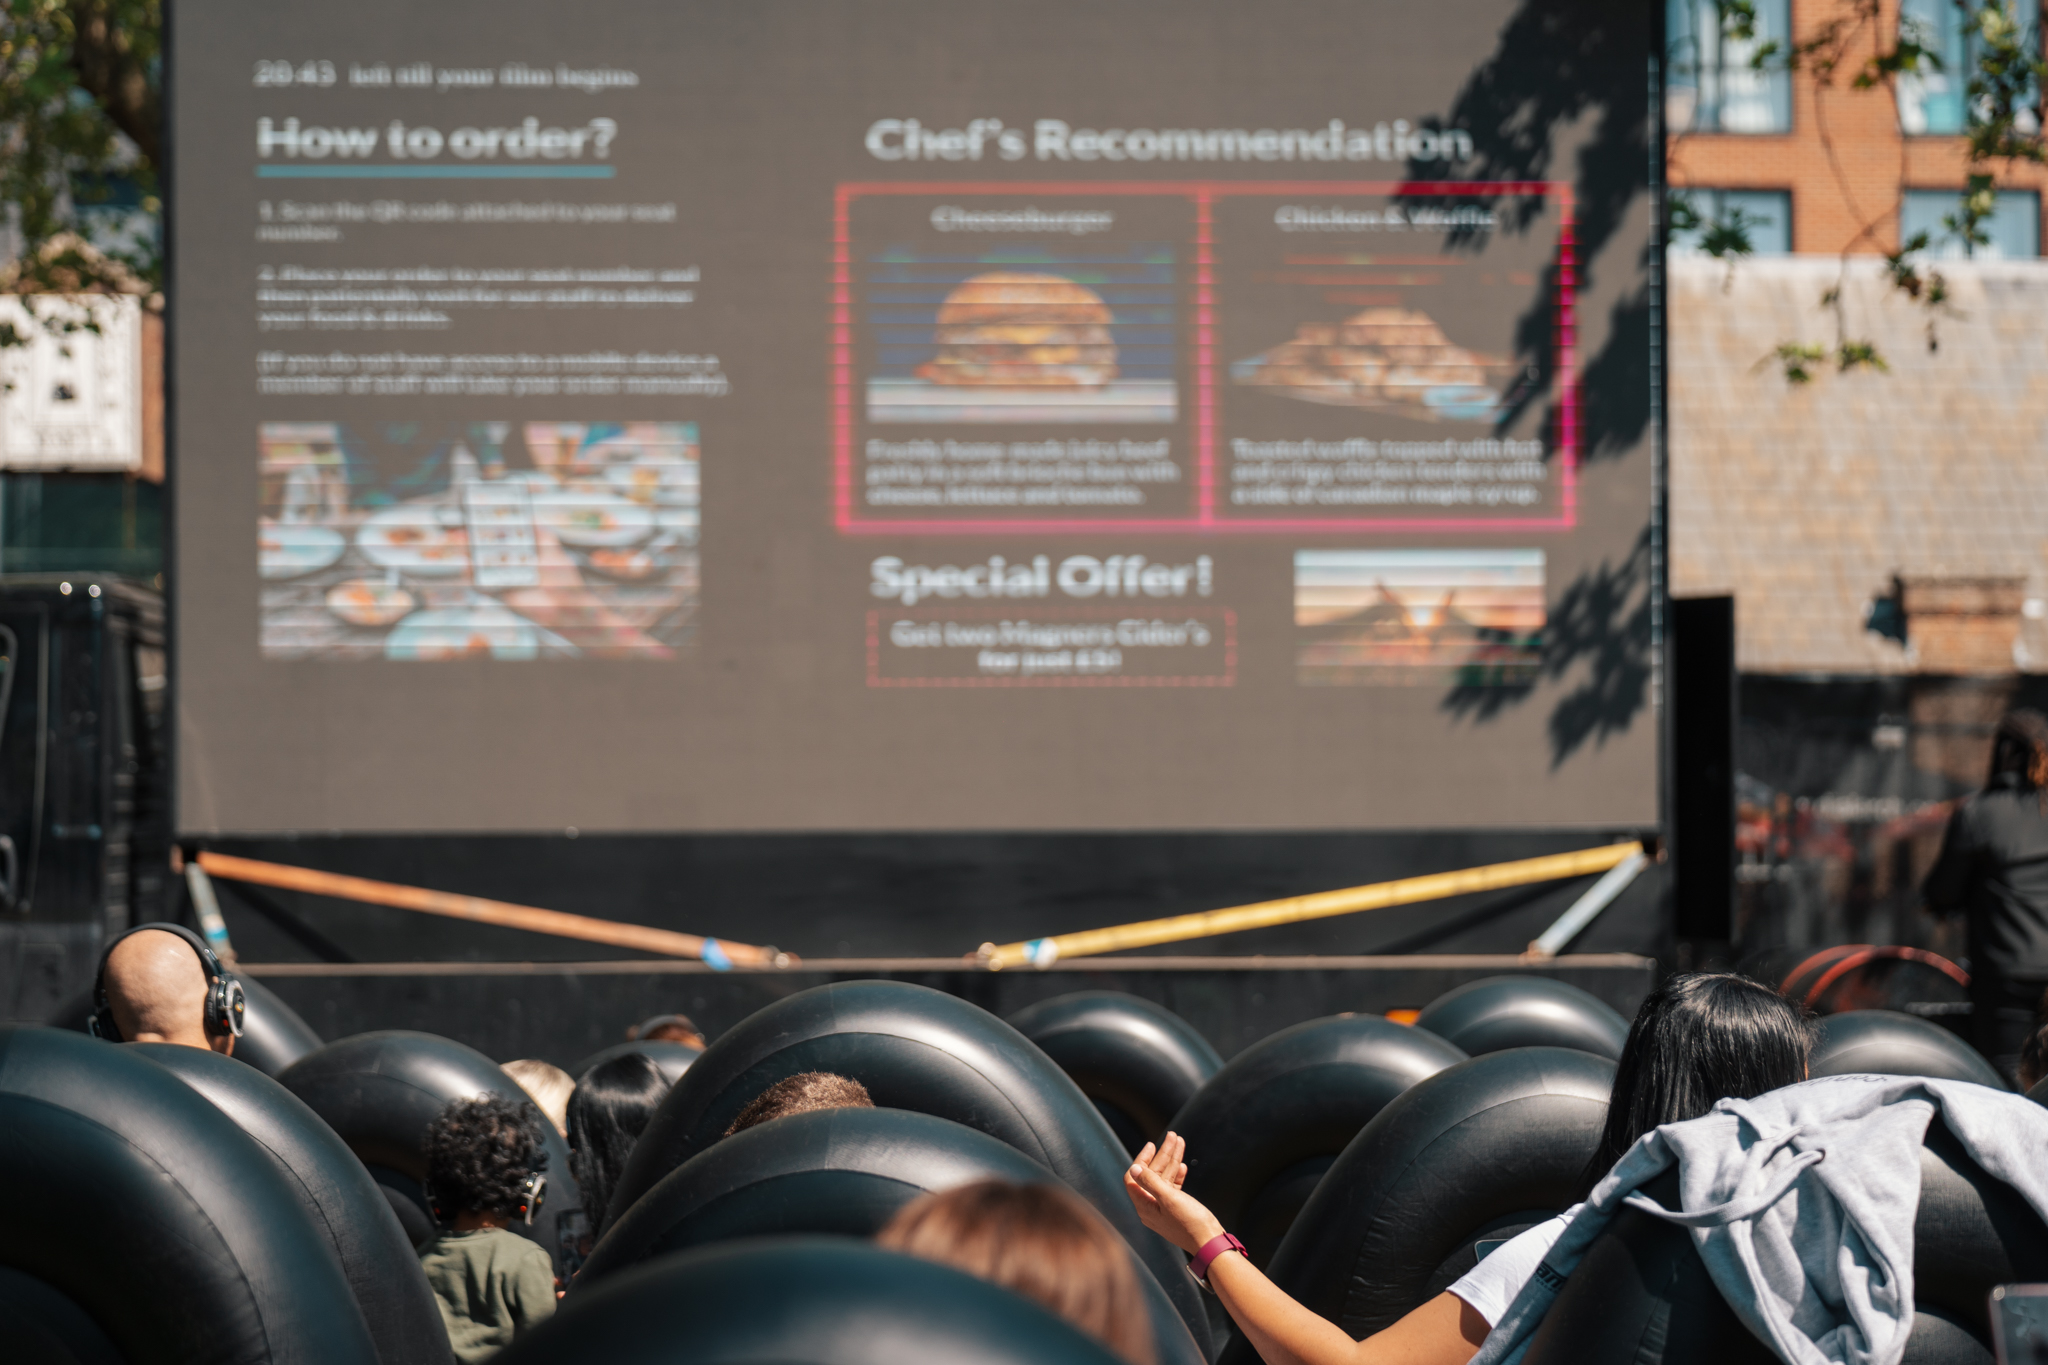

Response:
(1191, 1231), (1247, 1284)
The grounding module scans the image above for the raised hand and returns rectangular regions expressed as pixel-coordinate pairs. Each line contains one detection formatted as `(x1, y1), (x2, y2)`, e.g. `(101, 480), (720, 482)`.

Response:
(1124, 1131), (1223, 1254)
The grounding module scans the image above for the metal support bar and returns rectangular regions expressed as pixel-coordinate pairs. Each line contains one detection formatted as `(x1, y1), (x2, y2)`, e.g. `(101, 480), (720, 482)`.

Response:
(211, 875), (357, 964)
(1525, 850), (1651, 959)
(195, 851), (790, 968)
(186, 862), (238, 964)
(978, 841), (1644, 969)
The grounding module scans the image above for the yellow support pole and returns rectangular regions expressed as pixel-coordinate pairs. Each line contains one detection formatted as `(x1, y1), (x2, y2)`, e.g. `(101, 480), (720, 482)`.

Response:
(976, 841), (1644, 969)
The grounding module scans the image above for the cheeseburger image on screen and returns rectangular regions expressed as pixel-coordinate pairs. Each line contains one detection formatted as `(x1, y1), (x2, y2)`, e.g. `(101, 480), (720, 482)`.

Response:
(864, 251), (1178, 423)
(918, 271), (1118, 387)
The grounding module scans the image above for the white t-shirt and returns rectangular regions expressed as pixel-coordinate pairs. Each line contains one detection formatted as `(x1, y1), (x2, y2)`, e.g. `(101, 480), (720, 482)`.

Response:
(1445, 1204), (1581, 1327)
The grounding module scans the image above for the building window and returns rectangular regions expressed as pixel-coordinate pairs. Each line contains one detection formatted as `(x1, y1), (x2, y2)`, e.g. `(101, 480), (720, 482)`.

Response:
(1900, 188), (2041, 257)
(1669, 189), (1794, 255)
(69, 171), (158, 263)
(1897, 0), (2040, 135)
(1667, 0), (1793, 133)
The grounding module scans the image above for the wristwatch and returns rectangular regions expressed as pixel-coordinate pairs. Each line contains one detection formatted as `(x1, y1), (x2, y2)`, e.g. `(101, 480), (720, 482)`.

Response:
(1190, 1231), (1248, 1290)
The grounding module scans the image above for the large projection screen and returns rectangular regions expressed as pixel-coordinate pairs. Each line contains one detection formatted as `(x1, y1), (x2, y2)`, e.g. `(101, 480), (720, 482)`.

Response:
(171, 0), (1657, 835)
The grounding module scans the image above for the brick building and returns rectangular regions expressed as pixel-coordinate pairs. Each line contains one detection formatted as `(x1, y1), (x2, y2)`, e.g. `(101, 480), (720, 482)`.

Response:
(1664, 0), (2048, 955)
(1667, 0), (2046, 257)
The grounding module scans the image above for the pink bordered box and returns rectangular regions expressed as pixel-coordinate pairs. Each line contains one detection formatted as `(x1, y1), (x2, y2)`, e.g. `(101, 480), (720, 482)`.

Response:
(833, 180), (1575, 536)
(866, 605), (1238, 688)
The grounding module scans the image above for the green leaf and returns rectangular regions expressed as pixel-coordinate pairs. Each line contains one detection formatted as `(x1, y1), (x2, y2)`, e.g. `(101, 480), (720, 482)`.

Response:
(1764, 342), (1828, 385)
(0, 0), (162, 345)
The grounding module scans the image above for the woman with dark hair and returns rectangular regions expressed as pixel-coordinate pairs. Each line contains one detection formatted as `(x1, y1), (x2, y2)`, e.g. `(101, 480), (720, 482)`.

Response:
(1925, 707), (2048, 1081)
(566, 1051), (670, 1233)
(1578, 970), (1813, 1186)
(878, 1179), (1156, 1365)
(1125, 973), (1810, 1365)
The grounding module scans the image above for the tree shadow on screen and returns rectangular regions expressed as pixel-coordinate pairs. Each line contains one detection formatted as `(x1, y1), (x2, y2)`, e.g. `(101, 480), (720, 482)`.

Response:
(1397, 0), (1653, 465)
(1410, 0), (1654, 765)
(1441, 527), (1652, 767)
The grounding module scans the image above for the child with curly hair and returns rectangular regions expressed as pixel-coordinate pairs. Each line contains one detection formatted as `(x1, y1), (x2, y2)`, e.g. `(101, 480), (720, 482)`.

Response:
(418, 1094), (557, 1362)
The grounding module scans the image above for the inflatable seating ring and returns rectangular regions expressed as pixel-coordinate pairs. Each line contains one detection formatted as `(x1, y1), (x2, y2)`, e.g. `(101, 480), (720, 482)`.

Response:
(1168, 1013), (1467, 1270)
(500, 1237), (1129, 1365)
(0, 1025), (379, 1365)
(1777, 944), (1972, 1020)
(135, 1043), (452, 1365)
(228, 975), (328, 1076)
(1413, 976), (1629, 1061)
(1522, 1120), (2048, 1365)
(600, 980), (1209, 1352)
(571, 1039), (701, 1087)
(1006, 991), (1222, 1157)
(574, 1105), (1201, 1365)
(1217, 1046), (1615, 1365)
(278, 1029), (584, 1275)
(1, 1263), (124, 1365)
(1808, 1010), (2007, 1089)
(49, 971), (325, 1077)
(576, 1105), (1054, 1283)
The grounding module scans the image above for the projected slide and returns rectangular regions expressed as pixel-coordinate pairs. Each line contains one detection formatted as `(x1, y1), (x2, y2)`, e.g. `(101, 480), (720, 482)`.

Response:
(844, 191), (1195, 522)
(865, 257), (1176, 423)
(1213, 190), (1568, 525)
(840, 185), (1567, 532)
(258, 422), (698, 658)
(1294, 549), (1544, 686)
(171, 0), (1655, 834)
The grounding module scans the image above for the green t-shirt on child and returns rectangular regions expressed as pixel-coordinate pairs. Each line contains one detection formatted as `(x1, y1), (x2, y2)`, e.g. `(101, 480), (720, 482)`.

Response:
(418, 1226), (557, 1363)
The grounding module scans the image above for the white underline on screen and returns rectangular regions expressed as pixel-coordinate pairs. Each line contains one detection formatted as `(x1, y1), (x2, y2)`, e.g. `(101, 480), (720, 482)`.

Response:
(254, 165), (618, 179)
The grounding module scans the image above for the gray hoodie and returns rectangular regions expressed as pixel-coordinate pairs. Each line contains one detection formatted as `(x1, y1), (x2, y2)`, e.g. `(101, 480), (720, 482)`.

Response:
(1471, 1072), (2048, 1365)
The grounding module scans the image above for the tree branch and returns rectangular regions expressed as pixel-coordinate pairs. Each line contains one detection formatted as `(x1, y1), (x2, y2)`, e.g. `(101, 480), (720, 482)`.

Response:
(62, 0), (158, 169)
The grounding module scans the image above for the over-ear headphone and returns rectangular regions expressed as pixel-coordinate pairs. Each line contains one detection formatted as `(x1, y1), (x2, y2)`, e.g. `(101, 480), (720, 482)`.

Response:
(89, 922), (247, 1042)
(513, 1172), (547, 1226)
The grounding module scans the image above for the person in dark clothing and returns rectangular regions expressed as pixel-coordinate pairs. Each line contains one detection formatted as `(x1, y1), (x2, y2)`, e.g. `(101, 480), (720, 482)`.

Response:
(1924, 707), (2048, 1081)
(566, 1051), (671, 1234)
(417, 1095), (556, 1362)
(2019, 1011), (2048, 1094)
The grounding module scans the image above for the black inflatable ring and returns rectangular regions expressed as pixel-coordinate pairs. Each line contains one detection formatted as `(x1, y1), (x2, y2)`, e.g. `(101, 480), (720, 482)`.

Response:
(135, 1043), (452, 1365)
(278, 1029), (584, 1277)
(0, 1025), (379, 1365)
(501, 1237), (1129, 1365)
(1219, 1046), (1615, 1365)
(1523, 1120), (2048, 1365)
(1007, 991), (1221, 1156)
(0, 1263), (124, 1365)
(1170, 1013), (1466, 1268)
(232, 975), (328, 1075)
(575, 1106), (1201, 1365)
(48, 972), (324, 1077)
(1413, 976), (1629, 1060)
(602, 980), (1209, 1353)
(1809, 1010), (2006, 1089)
(578, 1105), (1051, 1283)
(572, 1040), (701, 1087)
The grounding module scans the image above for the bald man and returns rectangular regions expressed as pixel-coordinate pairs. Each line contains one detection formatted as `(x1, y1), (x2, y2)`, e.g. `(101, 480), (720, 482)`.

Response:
(102, 928), (237, 1054)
